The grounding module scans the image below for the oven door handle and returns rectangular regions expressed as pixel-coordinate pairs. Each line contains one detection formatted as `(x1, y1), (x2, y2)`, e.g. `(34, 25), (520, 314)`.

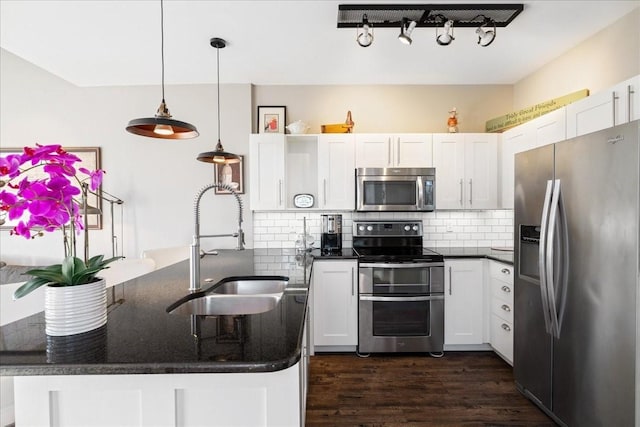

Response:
(360, 262), (444, 269)
(359, 295), (444, 302)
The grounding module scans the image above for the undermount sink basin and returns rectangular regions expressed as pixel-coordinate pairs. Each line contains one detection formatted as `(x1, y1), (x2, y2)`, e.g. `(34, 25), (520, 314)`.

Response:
(212, 278), (287, 295)
(167, 275), (289, 316)
(169, 294), (282, 316)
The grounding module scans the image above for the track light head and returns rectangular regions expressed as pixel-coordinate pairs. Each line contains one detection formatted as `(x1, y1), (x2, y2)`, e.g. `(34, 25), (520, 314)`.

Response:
(436, 19), (455, 46)
(398, 18), (417, 45)
(476, 18), (496, 47)
(356, 14), (373, 47)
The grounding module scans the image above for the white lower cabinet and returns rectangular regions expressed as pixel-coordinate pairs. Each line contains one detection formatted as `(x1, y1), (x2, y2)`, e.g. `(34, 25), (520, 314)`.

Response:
(444, 259), (485, 345)
(14, 364), (305, 427)
(488, 260), (514, 364)
(312, 260), (358, 349)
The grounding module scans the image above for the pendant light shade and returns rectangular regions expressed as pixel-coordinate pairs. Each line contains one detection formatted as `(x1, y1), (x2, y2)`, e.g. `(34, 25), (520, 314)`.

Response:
(196, 37), (240, 164)
(126, 0), (198, 140)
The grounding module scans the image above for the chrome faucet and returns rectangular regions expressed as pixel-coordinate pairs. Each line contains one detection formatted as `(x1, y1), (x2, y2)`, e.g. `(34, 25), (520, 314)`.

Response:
(189, 183), (244, 292)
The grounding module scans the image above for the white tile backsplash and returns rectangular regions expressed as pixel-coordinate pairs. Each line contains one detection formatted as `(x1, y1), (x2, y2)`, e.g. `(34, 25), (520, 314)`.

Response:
(252, 210), (514, 250)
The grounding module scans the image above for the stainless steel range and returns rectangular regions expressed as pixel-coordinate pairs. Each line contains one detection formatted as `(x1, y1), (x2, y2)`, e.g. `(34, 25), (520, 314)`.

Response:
(353, 220), (444, 354)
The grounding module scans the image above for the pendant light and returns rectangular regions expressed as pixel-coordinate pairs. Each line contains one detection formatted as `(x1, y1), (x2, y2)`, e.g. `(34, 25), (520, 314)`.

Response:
(196, 38), (240, 164)
(126, 0), (199, 139)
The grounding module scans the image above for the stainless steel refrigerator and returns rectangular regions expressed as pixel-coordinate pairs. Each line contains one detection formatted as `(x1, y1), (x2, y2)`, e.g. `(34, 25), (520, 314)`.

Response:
(514, 120), (639, 426)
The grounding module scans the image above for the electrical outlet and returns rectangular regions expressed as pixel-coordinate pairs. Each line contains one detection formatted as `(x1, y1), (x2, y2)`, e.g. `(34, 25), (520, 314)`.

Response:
(446, 225), (454, 232)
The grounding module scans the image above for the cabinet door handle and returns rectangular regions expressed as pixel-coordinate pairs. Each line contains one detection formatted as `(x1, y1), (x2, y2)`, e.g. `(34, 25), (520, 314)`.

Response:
(323, 179), (327, 206)
(501, 285), (511, 293)
(628, 84), (635, 123)
(501, 323), (511, 332)
(448, 266), (452, 295)
(459, 179), (464, 206)
(388, 138), (392, 166)
(501, 304), (511, 312)
(396, 137), (400, 166)
(501, 268), (511, 275)
(469, 178), (473, 205)
(612, 91), (619, 124)
(278, 180), (283, 206)
(351, 267), (355, 296)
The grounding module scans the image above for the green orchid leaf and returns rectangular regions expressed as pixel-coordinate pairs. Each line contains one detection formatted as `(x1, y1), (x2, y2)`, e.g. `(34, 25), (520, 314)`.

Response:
(22, 268), (67, 284)
(13, 277), (50, 299)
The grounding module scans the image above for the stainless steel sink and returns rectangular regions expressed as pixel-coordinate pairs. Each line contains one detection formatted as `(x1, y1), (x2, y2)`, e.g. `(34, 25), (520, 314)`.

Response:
(167, 275), (289, 316)
(212, 278), (287, 295)
(168, 294), (282, 316)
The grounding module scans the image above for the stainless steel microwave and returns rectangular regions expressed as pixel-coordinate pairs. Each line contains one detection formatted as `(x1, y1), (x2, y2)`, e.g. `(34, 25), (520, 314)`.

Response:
(356, 167), (436, 212)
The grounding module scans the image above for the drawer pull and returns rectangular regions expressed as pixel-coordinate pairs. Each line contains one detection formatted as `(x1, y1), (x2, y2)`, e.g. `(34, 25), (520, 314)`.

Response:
(501, 268), (511, 275)
(501, 304), (511, 312)
(501, 323), (511, 332)
(501, 285), (511, 293)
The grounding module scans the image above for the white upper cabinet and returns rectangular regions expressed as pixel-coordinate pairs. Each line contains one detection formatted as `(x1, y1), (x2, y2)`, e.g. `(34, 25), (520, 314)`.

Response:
(355, 134), (433, 168)
(566, 74), (639, 138)
(499, 108), (566, 209)
(249, 133), (354, 211)
(249, 134), (286, 210)
(433, 133), (498, 210)
(317, 134), (355, 210)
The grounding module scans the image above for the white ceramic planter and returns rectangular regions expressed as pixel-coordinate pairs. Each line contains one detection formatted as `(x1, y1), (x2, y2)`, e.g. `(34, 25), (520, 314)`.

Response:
(44, 278), (107, 336)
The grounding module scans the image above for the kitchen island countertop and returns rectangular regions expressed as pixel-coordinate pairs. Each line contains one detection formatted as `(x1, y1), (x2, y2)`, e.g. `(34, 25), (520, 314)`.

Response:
(0, 249), (311, 376)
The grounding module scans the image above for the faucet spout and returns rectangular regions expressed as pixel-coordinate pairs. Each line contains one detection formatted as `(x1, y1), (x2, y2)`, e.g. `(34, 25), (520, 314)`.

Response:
(189, 182), (244, 292)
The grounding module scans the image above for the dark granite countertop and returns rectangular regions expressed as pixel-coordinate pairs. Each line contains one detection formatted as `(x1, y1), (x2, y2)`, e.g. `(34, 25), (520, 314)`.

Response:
(309, 248), (358, 260)
(0, 249), (311, 376)
(432, 247), (514, 265)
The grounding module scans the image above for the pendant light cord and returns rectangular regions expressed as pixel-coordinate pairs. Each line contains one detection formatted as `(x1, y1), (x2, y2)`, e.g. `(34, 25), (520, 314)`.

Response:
(160, 0), (165, 102)
(216, 45), (221, 143)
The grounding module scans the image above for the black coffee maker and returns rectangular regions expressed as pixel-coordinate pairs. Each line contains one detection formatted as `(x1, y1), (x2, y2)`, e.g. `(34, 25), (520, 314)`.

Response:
(321, 214), (342, 254)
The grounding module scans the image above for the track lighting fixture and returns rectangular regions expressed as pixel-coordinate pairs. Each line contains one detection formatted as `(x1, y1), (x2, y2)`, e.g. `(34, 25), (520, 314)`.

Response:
(436, 19), (455, 46)
(338, 4), (521, 48)
(356, 14), (373, 47)
(196, 38), (240, 164)
(476, 17), (497, 47)
(398, 18), (417, 45)
(126, 0), (199, 140)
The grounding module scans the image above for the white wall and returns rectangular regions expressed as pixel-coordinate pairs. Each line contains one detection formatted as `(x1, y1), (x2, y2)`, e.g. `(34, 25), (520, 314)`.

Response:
(513, 7), (640, 109)
(252, 85), (513, 134)
(0, 49), (253, 264)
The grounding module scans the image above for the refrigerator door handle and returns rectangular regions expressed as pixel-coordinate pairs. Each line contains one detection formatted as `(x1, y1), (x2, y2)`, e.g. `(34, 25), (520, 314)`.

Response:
(546, 179), (565, 338)
(538, 179), (554, 334)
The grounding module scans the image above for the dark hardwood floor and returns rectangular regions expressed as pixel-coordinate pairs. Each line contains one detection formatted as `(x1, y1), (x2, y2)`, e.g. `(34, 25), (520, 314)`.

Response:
(305, 352), (555, 426)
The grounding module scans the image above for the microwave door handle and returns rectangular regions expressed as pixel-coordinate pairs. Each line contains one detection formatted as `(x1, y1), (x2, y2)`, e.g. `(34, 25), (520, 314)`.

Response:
(538, 179), (553, 335)
(417, 178), (425, 210)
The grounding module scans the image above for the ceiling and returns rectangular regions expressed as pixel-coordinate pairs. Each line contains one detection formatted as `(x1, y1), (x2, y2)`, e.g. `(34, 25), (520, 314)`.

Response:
(1, 1), (638, 87)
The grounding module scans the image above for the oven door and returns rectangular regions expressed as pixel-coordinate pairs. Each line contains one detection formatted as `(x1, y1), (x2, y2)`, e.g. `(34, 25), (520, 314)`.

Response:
(359, 262), (444, 295)
(356, 175), (434, 212)
(358, 294), (444, 353)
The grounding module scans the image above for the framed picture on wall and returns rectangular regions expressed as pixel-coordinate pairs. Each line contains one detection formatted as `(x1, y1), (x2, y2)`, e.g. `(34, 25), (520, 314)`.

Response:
(214, 155), (244, 195)
(0, 146), (103, 230)
(257, 106), (286, 134)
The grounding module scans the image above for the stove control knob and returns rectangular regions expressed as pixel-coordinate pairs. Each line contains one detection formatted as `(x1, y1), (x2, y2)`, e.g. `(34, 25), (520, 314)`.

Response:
(367, 225), (373, 231)
(404, 225), (411, 231)
(413, 225), (419, 231)
(358, 225), (365, 231)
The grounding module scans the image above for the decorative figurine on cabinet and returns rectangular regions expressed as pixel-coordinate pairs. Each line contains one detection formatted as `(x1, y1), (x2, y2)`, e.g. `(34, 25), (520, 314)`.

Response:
(447, 107), (458, 133)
